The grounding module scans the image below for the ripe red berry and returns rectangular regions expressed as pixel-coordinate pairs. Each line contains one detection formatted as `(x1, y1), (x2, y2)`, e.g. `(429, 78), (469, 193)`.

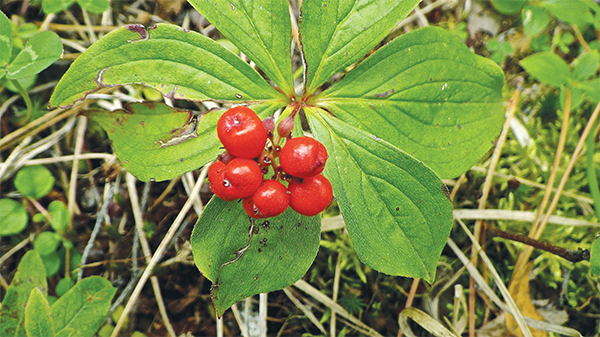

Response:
(279, 137), (328, 178)
(243, 180), (289, 218)
(288, 174), (333, 216)
(217, 106), (267, 158)
(208, 158), (262, 200)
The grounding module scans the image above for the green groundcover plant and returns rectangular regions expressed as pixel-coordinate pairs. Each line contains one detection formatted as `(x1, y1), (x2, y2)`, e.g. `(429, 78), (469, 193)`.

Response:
(48, 0), (505, 315)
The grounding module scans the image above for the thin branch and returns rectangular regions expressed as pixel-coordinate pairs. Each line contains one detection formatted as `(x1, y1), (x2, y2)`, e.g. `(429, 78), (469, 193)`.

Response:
(485, 224), (590, 262)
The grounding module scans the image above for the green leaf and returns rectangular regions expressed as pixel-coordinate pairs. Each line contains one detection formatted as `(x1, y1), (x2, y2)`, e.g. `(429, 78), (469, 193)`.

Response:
(41, 252), (61, 278)
(0, 250), (47, 337)
(41, 0), (75, 14)
(56, 278), (74, 297)
(50, 23), (284, 108)
(560, 85), (583, 110)
(520, 51), (571, 87)
(51, 276), (117, 337)
(188, 0), (294, 95)
(541, 0), (594, 26)
(48, 200), (69, 232)
(580, 78), (600, 103)
(14, 165), (55, 199)
(2, 74), (37, 93)
(7, 31), (63, 80)
(34, 231), (62, 256)
(573, 50), (600, 82)
(313, 26), (505, 179)
(88, 102), (205, 181)
(306, 108), (453, 282)
(76, 0), (109, 14)
(25, 288), (55, 337)
(591, 234), (600, 276)
(191, 197), (320, 315)
(491, 0), (527, 15)
(0, 198), (29, 236)
(0, 11), (12, 66)
(300, 0), (421, 95)
(522, 5), (550, 37)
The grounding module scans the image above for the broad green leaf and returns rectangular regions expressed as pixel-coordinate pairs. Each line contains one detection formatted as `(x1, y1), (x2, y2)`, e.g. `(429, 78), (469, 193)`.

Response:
(0, 250), (47, 337)
(191, 197), (320, 315)
(541, 0), (594, 26)
(41, 0), (75, 14)
(300, 0), (421, 95)
(2, 74), (37, 93)
(491, 0), (527, 15)
(14, 165), (55, 199)
(50, 23), (284, 108)
(306, 108), (453, 282)
(313, 26), (504, 179)
(51, 276), (117, 337)
(0, 198), (29, 236)
(34, 231), (62, 256)
(592, 234), (600, 276)
(188, 0), (294, 95)
(7, 31), (63, 80)
(56, 278), (75, 297)
(41, 252), (60, 278)
(76, 0), (109, 14)
(0, 11), (11, 66)
(573, 50), (600, 82)
(522, 5), (550, 37)
(580, 78), (600, 103)
(25, 288), (55, 337)
(520, 51), (571, 87)
(87, 102), (283, 182)
(48, 200), (69, 232)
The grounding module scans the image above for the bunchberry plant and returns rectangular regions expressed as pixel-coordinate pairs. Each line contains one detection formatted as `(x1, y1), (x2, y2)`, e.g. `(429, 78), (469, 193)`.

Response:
(49, 0), (505, 315)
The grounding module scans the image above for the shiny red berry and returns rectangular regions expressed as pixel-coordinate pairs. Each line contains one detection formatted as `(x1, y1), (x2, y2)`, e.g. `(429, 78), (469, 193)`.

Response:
(243, 180), (290, 218)
(279, 137), (328, 178)
(208, 158), (262, 200)
(288, 174), (333, 216)
(217, 106), (267, 158)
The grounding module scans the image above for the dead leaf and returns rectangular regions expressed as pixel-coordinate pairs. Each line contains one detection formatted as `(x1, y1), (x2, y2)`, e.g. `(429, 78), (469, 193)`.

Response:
(506, 262), (547, 337)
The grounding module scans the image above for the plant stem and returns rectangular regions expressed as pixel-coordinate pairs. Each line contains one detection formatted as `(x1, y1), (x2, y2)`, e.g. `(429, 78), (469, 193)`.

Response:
(10, 79), (34, 121)
(485, 224), (590, 263)
(586, 123), (600, 220)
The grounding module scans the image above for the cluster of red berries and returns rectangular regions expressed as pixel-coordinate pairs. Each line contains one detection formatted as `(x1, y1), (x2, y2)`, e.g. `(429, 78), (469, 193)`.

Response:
(208, 106), (333, 218)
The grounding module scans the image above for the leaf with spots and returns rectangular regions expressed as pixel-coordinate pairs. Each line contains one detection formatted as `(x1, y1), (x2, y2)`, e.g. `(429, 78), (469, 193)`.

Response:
(86, 102), (221, 182)
(306, 107), (453, 282)
(7, 30), (63, 80)
(50, 23), (286, 108)
(312, 26), (505, 179)
(86, 101), (282, 182)
(191, 197), (320, 316)
(0, 250), (47, 337)
(50, 276), (116, 337)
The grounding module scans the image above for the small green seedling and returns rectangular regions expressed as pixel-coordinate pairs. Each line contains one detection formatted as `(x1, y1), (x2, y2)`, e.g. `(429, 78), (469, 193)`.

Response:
(486, 37), (514, 64)
(49, 0), (506, 315)
(0, 250), (117, 337)
(492, 0), (599, 31)
(520, 50), (600, 109)
(0, 11), (63, 120)
(33, 0), (110, 15)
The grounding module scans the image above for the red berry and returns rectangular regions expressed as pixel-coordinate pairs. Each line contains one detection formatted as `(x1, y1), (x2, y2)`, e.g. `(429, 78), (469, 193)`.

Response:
(208, 161), (236, 201)
(243, 180), (289, 218)
(279, 137), (328, 178)
(209, 158), (262, 200)
(217, 106), (267, 158)
(288, 174), (333, 216)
